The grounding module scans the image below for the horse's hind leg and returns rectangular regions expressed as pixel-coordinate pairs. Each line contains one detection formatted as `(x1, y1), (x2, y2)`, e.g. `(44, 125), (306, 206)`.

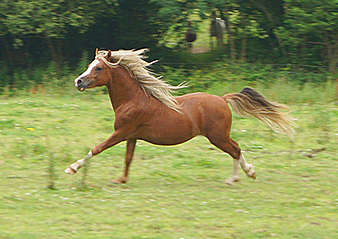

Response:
(207, 136), (256, 185)
(238, 152), (256, 180)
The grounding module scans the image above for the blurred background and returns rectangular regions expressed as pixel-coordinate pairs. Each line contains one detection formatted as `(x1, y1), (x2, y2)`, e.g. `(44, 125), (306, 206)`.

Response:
(0, 0), (337, 92)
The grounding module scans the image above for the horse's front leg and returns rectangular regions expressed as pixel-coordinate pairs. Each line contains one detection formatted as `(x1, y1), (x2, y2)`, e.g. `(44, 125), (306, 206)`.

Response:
(64, 131), (125, 175)
(112, 139), (136, 184)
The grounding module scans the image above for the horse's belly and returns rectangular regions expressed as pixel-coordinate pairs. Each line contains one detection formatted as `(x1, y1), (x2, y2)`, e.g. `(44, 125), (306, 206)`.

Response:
(138, 115), (198, 145)
(141, 135), (194, 146)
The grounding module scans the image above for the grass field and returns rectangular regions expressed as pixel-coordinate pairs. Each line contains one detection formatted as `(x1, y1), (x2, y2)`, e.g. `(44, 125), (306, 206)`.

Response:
(0, 86), (337, 239)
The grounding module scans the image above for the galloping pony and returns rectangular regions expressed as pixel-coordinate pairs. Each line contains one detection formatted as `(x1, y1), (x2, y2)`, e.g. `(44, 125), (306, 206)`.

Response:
(65, 49), (293, 185)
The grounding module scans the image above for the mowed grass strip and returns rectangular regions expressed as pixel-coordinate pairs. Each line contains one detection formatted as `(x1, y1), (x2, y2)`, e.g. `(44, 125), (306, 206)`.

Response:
(0, 92), (337, 239)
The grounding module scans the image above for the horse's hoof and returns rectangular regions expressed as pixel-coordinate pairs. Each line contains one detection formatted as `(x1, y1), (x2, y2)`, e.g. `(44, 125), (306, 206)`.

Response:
(225, 176), (240, 185)
(65, 167), (76, 175)
(225, 179), (234, 185)
(112, 178), (127, 184)
(246, 164), (256, 179)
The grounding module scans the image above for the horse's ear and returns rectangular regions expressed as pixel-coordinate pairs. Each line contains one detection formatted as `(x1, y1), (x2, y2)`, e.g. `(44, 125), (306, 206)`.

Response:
(107, 50), (111, 59)
(95, 48), (98, 55)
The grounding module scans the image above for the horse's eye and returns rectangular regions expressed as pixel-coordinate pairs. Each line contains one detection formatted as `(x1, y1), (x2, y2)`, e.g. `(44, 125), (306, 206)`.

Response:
(96, 67), (102, 71)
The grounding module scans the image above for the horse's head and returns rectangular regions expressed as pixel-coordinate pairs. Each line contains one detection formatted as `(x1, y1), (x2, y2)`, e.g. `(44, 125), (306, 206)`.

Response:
(75, 49), (115, 91)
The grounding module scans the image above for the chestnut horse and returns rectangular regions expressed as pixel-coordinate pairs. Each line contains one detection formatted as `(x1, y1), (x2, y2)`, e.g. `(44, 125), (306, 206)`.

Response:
(65, 49), (293, 185)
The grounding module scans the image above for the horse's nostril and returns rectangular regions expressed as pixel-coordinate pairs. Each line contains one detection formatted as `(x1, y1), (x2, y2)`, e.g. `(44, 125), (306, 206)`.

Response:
(77, 79), (82, 85)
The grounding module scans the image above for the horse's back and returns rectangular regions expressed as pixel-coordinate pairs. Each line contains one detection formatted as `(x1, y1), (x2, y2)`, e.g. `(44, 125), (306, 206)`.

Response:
(177, 92), (230, 113)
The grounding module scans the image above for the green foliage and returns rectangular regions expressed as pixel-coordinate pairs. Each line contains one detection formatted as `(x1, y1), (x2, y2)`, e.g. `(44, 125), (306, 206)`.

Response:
(160, 59), (335, 100)
(228, 9), (268, 39)
(275, 0), (338, 72)
(0, 0), (337, 87)
(116, 0), (164, 48)
(1, 0), (104, 39)
(0, 53), (335, 102)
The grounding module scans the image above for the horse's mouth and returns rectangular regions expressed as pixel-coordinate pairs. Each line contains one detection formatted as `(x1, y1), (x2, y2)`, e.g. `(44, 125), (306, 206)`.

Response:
(77, 82), (92, 92)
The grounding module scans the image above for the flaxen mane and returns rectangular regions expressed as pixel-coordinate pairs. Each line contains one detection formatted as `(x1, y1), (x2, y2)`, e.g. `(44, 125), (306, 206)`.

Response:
(95, 49), (186, 112)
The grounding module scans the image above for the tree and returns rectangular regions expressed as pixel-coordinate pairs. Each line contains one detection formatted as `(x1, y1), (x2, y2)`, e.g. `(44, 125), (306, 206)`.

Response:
(151, 0), (202, 48)
(276, 0), (338, 73)
(115, 0), (163, 49)
(228, 9), (267, 61)
(152, 0), (270, 60)
(0, 0), (109, 67)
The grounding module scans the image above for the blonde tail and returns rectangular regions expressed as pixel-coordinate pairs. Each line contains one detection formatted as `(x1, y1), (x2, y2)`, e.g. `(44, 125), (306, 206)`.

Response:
(223, 87), (294, 136)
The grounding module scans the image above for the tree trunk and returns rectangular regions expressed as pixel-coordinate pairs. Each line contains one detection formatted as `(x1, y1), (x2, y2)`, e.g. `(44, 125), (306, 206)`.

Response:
(228, 21), (236, 60)
(223, 10), (231, 55)
(327, 41), (337, 74)
(252, 1), (286, 56)
(0, 37), (14, 67)
(229, 33), (236, 60)
(56, 38), (63, 68)
(336, 79), (338, 102)
(240, 35), (247, 62)
(46, 37), (61, 72)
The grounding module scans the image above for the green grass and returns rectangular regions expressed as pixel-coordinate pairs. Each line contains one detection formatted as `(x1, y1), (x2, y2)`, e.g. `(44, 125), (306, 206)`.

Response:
(0, 86), (337, 239)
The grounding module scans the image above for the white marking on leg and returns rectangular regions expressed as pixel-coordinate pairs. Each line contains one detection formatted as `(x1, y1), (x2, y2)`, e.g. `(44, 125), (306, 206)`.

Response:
(76, 159), (86, 167)
(239, 153), (249, 171)
(233, 158), (240, 179)
(84, 150), (93, 160)
(226, 159), (240, 185)
(239, 153), (256, 179)
(65, 151), (93, 174)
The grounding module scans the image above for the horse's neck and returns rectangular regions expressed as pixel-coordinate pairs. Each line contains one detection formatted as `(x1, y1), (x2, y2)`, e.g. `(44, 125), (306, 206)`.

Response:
(106, 67), (144, 111)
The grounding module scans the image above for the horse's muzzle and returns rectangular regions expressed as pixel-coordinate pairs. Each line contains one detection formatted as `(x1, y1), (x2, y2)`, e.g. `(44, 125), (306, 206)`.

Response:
(75, 78), (91, 91)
